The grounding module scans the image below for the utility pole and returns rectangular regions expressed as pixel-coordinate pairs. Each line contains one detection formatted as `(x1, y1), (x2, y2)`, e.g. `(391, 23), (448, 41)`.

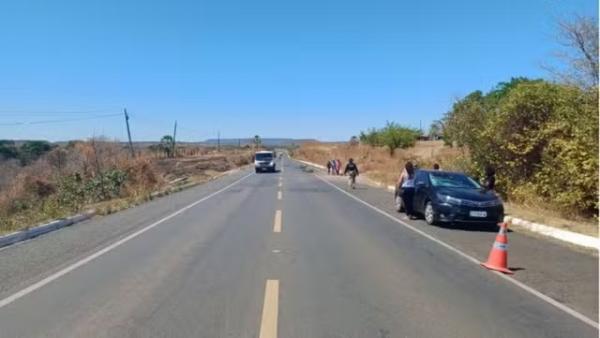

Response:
(172, 120), (177, 158)
(238, 138), (241, 148)
(217, 131), (220, 152)
(124, 108), (135, 158)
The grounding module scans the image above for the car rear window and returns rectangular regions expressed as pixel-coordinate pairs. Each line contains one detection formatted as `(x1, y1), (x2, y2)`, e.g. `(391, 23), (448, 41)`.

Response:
(255, 153), (273, 161)
(429, 172), (480, 189)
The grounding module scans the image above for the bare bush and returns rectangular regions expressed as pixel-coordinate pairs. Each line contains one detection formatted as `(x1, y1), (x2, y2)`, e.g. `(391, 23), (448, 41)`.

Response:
(545, 15), (599, 89)
(0, 140), (251, 233)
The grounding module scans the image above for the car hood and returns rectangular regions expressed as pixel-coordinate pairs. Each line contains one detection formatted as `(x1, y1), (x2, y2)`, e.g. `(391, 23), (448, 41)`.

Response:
(436, 187), (498, 201)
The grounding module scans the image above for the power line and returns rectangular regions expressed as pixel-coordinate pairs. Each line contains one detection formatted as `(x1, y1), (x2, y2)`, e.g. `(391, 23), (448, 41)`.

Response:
(127, 112), (214, 138)
(0, 108), (118, 115)
(0, 113), (122, 126)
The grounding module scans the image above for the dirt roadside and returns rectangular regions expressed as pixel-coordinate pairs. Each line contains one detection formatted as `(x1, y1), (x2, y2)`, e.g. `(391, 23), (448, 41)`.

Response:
(294, 141), (598, 237)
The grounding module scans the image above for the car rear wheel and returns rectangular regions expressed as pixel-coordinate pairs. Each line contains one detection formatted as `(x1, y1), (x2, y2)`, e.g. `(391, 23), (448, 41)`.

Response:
(424, 201), (437, 225)
(394, 195), (404, 212)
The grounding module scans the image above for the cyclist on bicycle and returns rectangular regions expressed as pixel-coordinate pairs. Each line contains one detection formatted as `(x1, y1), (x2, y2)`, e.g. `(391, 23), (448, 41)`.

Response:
(344, 158), (359, 189)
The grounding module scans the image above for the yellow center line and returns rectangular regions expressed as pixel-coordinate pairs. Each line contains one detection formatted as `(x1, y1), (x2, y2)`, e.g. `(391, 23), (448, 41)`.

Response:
(259, 279), (279, 338)
(273, 210), (282, 233)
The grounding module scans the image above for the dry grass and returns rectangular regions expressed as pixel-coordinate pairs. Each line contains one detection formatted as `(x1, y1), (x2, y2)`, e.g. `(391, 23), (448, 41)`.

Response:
(0, 141), (253, 235)
(295, 141), (598, 235)
(295, 141), (466, 186)
(504, 203), (598, 236)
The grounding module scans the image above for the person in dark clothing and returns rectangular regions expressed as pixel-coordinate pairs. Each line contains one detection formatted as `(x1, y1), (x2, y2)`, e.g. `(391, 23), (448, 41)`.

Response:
(326, 160), (332, 174)
(397, 161), (416, 219)
(483, 165), (496, 191)
(344, 158), (359, 188)
(433, 163), (440, 170)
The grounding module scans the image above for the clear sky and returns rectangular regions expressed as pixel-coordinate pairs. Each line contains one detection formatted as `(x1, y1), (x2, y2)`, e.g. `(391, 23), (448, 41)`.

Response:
(0, 0), (597, 142)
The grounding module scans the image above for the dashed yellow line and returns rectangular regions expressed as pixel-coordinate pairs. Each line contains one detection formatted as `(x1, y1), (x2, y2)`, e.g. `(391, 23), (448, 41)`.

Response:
(273, 210), (282, 233)
(259, 279), (279, 338)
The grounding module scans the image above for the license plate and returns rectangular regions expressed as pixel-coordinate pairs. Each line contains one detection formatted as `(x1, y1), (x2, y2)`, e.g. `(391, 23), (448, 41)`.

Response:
(469, 211), (487, 218)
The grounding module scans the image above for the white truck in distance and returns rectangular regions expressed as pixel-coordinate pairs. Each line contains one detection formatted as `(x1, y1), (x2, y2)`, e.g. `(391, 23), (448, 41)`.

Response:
(254, 151), (276, 173)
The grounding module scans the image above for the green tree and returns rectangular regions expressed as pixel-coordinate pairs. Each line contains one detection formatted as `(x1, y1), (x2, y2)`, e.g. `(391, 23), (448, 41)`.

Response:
(0, 140), (18, 160)
(253, 135), (261, 148)
(379, 122), (419, 156)
(18, 140), (53, 165)
(160, 135), (174, 158)
(358, 128), (381, 146)
(428, 120), (443, 140)
(442, 91), (486, 148)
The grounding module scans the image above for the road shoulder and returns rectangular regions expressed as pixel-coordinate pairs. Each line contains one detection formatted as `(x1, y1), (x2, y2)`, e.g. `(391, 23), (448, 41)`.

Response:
(292, 159), (599, 322)
(0, 168), (254, 301)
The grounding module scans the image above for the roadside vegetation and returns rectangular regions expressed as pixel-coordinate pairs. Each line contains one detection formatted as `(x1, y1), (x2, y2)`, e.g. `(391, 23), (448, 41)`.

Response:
(296, 15), (598, 233)
(440, 14), (598, 221)
(0, 139), (253, 234)
(442, 78), (598, 218)
(358, 122), (421, 155)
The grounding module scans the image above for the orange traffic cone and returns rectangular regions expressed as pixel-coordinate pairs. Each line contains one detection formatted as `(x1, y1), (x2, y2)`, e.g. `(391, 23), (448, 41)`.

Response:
(481, 217), (513, 274)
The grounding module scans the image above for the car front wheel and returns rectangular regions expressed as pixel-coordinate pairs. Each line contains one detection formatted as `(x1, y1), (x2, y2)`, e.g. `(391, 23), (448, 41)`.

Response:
(424, 201), (437, 225)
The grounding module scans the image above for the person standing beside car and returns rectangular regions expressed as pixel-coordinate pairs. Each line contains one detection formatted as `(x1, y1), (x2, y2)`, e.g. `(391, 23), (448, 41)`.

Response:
(397, 161), (417, 219)
(483, 165), (496, 191)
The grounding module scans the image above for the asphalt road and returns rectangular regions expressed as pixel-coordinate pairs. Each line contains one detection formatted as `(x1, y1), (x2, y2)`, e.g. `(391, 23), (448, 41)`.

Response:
(0, 156), (597, 337)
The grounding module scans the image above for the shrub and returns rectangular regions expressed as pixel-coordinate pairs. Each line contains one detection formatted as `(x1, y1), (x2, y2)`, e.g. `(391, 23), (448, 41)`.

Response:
(359, 122), (420, 156)
(443, 79), (598, 216)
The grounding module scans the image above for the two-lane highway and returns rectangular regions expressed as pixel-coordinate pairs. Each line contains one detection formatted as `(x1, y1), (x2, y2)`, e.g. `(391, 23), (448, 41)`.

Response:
(0, 156), (597, 337)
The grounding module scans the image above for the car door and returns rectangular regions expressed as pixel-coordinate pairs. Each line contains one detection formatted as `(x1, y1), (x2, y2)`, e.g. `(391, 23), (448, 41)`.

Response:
(413, 171), (428, 213)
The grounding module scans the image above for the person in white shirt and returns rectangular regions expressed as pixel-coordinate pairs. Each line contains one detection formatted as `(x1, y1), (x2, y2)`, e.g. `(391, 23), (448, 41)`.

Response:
(397, 161), (417, 219)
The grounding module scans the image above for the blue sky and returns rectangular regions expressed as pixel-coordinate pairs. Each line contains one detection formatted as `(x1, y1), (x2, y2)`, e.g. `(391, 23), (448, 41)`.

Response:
(0, 0), (597, 142)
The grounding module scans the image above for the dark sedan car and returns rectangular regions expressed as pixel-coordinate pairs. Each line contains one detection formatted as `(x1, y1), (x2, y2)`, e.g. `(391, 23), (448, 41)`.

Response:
(396, 170), (504, 225)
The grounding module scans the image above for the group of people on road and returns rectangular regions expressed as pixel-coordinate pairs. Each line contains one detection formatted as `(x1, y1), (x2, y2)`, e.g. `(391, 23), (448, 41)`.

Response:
(326, 159), (343, 175)
(325, 158), (360, 188)
(326, 156), (497, 206)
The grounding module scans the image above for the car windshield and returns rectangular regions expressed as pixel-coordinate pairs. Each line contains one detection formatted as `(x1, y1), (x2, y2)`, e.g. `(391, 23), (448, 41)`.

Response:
(429, 172), (481, 189)
(255, 153), (273, 161)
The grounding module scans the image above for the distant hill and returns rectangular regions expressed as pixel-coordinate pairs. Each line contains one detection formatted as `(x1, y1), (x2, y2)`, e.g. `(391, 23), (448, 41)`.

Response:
(6, 138), (318, 148)
(202, 138), (316, 146)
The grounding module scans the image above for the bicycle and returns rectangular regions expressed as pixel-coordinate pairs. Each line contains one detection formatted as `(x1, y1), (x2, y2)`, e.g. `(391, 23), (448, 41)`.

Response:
(347, 170), (357, 189)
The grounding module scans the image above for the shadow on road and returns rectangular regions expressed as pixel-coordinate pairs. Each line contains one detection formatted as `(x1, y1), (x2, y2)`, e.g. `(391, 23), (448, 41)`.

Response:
(255, 170), (281, 174)
(509, 267), (526, 272)
(432, 221), (500, 233)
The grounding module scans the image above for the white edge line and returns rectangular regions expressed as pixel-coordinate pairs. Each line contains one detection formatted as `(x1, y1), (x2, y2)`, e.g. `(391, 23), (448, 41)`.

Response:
(0, 171), (255, 309)
(314, 173), (599, 330)
(296, 157), (599, 250)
